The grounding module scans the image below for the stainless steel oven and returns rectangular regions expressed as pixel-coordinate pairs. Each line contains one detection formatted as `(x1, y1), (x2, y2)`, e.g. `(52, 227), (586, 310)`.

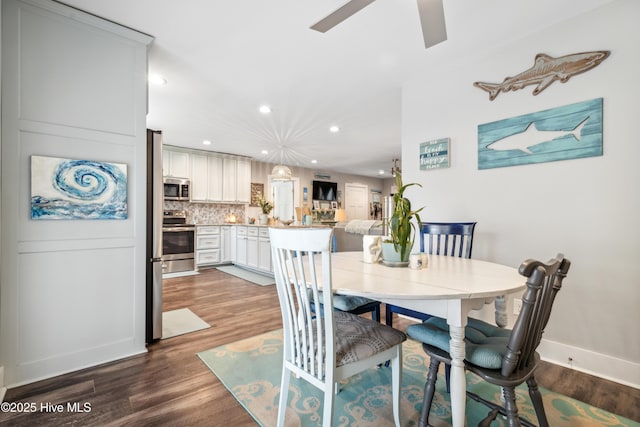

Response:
(162, 210), (195, 273)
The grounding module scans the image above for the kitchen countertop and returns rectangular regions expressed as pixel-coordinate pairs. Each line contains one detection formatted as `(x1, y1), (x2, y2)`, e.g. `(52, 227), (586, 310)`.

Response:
(194, 223), (330, 227)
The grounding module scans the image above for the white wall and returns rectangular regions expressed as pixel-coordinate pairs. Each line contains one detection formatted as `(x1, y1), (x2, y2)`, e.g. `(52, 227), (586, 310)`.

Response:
(0, 0), (152, 386)
(401, 0), (639, 387)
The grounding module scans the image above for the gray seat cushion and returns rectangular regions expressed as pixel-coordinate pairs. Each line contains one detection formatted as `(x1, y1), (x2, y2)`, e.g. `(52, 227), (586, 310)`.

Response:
(407, 317), (511, 369)
(334, 310), (406, 366)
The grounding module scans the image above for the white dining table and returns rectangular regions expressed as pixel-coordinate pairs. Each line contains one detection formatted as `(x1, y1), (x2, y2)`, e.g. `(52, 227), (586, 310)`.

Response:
(327, 251), (525, 427)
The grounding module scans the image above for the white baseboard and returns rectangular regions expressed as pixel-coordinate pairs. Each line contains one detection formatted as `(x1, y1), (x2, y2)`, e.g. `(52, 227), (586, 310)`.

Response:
(539, 338), (640, 389)
(402, 314), (640, 389)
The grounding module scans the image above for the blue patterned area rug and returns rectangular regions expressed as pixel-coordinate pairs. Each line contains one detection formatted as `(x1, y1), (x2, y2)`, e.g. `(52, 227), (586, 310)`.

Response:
(198, 330), (638, 427)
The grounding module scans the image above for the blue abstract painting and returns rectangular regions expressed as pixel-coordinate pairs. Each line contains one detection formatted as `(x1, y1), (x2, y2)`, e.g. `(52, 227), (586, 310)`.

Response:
(478, 98), (603, 170)
(31, 156), (128, 220)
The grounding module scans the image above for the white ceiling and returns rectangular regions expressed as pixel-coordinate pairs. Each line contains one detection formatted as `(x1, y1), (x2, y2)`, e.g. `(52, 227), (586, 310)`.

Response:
(59, 0), (613, 178)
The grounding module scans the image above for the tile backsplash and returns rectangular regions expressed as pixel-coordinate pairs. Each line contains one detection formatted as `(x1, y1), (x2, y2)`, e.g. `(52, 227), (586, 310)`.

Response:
(163, 201), (247, 224)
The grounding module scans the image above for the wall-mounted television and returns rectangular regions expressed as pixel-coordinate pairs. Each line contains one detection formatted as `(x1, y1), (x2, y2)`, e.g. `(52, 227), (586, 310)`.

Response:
(312, 180), (337, 201)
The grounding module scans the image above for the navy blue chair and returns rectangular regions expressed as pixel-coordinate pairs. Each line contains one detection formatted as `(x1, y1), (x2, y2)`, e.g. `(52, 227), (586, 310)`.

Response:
(385, 222), (476, 389)
(385, 222), (477, 327)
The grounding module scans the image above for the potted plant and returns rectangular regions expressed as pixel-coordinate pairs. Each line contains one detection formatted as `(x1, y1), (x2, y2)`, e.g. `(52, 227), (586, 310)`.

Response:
(381, 172), (423, 264)
(258, 197), (273, 225)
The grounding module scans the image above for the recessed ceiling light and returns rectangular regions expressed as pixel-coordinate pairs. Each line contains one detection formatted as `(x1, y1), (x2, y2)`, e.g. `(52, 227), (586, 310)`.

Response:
(203, 140), (212, 146)
(259, 105), (271, 114)
(149, 74), (167, 86)
(329, 125), (340, 133)
(261, 150), (268, 155)
(311, 160), (318, 164)
(378, 170), (385, 175)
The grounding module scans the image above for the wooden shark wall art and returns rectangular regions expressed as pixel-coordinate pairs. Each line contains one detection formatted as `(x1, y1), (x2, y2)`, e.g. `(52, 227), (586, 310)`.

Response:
(477, 98), (603, 170)
(474, 51), (610, 100)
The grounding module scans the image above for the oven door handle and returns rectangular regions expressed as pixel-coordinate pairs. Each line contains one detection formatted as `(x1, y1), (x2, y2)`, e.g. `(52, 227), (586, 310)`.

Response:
(162, 227), (195, 232)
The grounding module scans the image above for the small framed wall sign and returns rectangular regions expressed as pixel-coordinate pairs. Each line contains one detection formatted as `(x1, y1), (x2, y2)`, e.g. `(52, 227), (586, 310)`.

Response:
(420, 138), (450, 170)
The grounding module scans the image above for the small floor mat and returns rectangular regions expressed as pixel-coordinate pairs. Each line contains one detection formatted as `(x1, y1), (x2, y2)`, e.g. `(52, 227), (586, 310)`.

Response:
(216, 265), (275, 286)
(162, 308), (210, 339)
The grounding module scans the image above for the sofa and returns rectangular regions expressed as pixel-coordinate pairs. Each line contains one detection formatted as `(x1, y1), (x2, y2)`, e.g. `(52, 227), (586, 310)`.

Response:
(333, 220), (383, 252)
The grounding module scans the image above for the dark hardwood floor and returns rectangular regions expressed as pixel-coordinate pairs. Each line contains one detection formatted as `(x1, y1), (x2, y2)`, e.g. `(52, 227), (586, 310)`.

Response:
(2, 268), (639, 425)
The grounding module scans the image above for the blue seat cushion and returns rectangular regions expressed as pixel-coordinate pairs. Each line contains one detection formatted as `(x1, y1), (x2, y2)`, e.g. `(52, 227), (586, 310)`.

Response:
(311, 290), (377, 312)
(407, 317), (511, 369)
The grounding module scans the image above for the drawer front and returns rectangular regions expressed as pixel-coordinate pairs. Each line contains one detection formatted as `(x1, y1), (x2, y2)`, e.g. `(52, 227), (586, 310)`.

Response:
(198, 226), (220, 235)
(197, 235), (220, 249)
(258, 228), (270, 238)
(236, 226), (247, 236)
(247, 227), (259, 237)
(196, 249), (220, 265)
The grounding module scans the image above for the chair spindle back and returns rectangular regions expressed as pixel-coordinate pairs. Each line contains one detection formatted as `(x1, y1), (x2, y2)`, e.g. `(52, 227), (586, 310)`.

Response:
(502, 254), (571, 376)
(270, 228), (336, 383)
(420, 222), (477, 259)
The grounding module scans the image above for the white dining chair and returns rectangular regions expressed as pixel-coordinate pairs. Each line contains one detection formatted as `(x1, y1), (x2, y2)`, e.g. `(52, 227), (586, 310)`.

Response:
(270, 227), (406, 427)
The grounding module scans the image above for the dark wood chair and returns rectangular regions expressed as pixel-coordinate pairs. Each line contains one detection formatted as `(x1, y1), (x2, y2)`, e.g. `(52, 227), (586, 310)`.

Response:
(385, 222), (477, 327)
(409, 254), (571, 427)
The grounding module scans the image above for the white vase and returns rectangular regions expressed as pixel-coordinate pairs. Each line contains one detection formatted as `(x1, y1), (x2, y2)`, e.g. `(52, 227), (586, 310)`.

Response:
(259, 214), (269, 225)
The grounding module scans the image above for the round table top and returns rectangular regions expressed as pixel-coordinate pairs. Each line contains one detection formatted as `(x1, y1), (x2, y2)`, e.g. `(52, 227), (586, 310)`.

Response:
(328, 251), (524, 301)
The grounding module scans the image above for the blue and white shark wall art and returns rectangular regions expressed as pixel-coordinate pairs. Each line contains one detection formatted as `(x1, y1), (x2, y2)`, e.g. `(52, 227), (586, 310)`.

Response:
(31, 156), (128, 220)
(478, 98), (603, 170)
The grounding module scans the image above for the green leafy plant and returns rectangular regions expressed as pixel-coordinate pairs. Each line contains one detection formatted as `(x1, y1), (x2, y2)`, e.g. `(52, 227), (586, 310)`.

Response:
(258, 197), (273, 215)
(385, 172), (423, 262)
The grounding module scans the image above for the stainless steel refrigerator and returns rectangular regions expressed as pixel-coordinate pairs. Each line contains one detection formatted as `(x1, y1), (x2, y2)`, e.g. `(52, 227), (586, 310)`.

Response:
(146, 129), (164, 342)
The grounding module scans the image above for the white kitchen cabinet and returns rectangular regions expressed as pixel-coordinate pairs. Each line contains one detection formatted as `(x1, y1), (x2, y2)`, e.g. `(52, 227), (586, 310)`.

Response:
(196, 226), (221, 266)
(236, 226), (247, 265)
(222, 157), (251, 203)
(233, 226), (272, 274)
(222, 158), (237, 202)
(168, 147), (247, 203)
(236, 158), (251, 203)
(190, 154), (208, 202)
(163, 148), (190, 178)
(258, 227), (272, 272)
(221, 226), (231, 263)
(246, 227), (259, 269)
(207, 156), (224, 201)
(229, 226), (237, 263)
(190, 153), (223, 202)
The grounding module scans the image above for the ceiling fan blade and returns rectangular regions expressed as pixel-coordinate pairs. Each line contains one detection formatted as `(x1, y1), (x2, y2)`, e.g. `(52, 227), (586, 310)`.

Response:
(310, 0), (377, 33)
(417, 0), (447, 49)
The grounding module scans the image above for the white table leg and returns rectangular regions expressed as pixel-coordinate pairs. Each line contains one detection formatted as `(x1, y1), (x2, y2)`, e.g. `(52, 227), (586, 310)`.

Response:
(448, 324), (466, 427)
(447, 300), (472, 427)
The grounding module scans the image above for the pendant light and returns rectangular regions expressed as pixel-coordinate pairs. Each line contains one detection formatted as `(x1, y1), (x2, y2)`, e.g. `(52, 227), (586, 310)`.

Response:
(272, 148), (292, 181)
(271, 164), (292, 181)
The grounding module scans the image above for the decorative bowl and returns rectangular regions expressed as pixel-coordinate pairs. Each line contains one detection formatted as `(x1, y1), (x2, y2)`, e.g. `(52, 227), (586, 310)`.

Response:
(279, 219), (294, 226)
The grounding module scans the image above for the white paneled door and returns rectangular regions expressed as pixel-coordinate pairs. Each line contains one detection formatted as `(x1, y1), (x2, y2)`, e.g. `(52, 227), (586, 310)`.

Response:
(344, 183), (369, 220)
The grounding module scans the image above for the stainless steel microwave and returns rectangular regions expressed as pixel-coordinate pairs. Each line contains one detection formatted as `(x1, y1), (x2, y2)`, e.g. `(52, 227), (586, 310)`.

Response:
(163, 177), (190, 201)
